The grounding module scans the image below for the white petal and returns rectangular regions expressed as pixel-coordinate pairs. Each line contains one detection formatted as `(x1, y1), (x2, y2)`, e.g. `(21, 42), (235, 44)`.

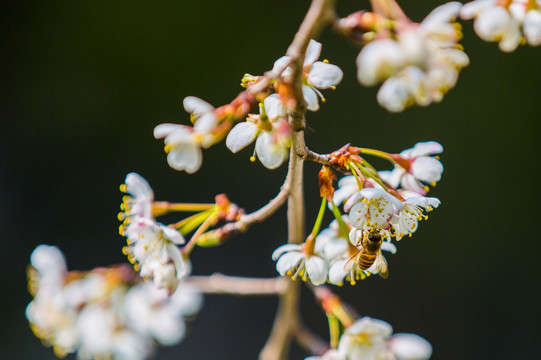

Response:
(154, 123), (183, 139)
(167, 143), (202, 174)
(381, 241), (397, 254)
(167, 242), (189, 280)
(304, 39), (322, 66)
(343, 191), (363, 213)
(460, 0), (494, 20)
(255, 132), (288, 169)
(305, 256), (329, 285)
(379, 168), (405, 189)
(349, 203), (368, 229)
(377, 77), (411, 113)
(498, 19), (522, 52)
(272, 56), (292, 78)
(272, 244), (303, 260)
(194, 113), (217, 134)
(183, 96), (214, 115)
(125, 173), (153, 200)
(411, 157), (443, 183)
(389, 333), (433, 360)
(276, 252), (304, 275)
(308, 62), (343, 88)
(161, 225), (185, 245)
(303, 85), (320, 111)
(422, 2), (461, 27)
(524, 10), (541, 45)
(401, 173), (427, 195)
(226, 122), (258, 153)
(357, 39), (405, 86)
(328, 259), (349, 285)
(474, 6), (510, 41)
(30, 245), (67, 274)
(406, 196), (441, 209)
(264, 94), (287, 120)
(407, 141), (443, 157)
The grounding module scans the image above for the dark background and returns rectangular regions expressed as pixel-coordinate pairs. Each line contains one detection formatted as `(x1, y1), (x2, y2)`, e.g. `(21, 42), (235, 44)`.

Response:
(2, 1), (540, 359)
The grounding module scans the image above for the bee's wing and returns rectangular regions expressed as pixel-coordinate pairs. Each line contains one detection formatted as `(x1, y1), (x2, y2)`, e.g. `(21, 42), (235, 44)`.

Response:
(344, 249), (361, 271)
(374, 251), (389, 279)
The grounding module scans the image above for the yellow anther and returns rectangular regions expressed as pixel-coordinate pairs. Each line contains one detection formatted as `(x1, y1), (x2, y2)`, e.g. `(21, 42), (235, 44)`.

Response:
(119, 184), (127, 192)
(431, 181), (437, 187)
(321, 97), (327, 103)
(332, 85), (336, 90)
(323, 59), (329, 63)
(424, 215), (429, 220)
(408, 233), (412, 237)
(428, 206), (434, 212)
(337, 282), (343, 287)
(250, 156), (256, 162)
(424, 185), (430, 192)
(122, 246), (128, 255)
(117, 212), (125, 221)
(164, 144), (172, 153)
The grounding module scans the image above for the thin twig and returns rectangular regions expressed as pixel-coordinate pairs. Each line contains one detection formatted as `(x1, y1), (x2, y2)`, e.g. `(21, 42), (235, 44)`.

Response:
(216, 171), (292, 239)
(187, 274), (288, 296)
(303, 148), (332, 165)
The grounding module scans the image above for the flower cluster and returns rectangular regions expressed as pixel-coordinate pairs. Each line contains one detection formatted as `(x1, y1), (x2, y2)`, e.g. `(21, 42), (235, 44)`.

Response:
(461, 0), (541, 52)
(354, 2), (469, 112)
(272, 142), (442, 286)
(154, 39), (342, 173)
(306, 317), (432, 360)
(119, 173), (189, 292)
(26, 245), (202, 360)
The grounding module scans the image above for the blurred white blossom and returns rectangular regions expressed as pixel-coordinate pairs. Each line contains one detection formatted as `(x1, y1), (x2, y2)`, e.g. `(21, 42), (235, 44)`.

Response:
(461, 0), (541, 51)
(357, 2), (469, 112)
(26, 245), (202, 360)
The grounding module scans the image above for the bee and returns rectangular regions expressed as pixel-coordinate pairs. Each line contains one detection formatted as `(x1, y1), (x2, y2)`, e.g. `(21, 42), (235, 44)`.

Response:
(349, 230), (389, 279)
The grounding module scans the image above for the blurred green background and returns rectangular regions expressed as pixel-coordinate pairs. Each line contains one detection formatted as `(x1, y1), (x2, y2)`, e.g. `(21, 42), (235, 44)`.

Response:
(2, 0), (540, 359)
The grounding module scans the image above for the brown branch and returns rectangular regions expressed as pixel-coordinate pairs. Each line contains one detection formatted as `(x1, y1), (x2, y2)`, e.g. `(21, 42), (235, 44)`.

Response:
(186, 274), (288, 296)
(259, 2), (337, 360)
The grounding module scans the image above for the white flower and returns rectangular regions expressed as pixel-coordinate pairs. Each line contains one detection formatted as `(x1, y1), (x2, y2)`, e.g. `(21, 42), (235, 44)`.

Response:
(226, 94), (290, 169)
(77, 304), (151, 360)
(391, 196), (441, 240)
(154, 96), (217, 173)
(345, 188), (403, 231)
(124, 282), (203, 346)
(388, 334), (433, 360)
(379, 141), (444, 196)
(273, 39), (343, 111)
(272, 243), (329, 285)
(357, 2), (468, 112)
(337, 317), (393, 360)
(123, 217), (188, 292)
